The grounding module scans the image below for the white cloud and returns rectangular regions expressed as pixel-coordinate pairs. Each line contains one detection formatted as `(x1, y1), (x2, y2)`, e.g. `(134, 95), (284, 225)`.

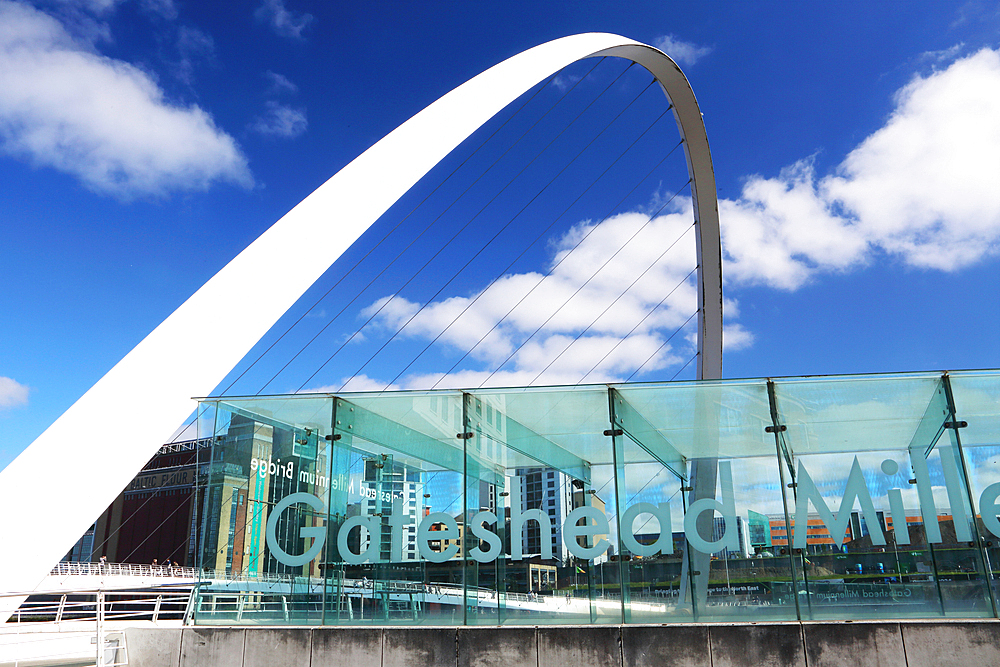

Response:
(825, 48), (1000, 269)
(341, 46), (1000, 392)
(265, 70), (297, 94)
(653, 34), (713, 67)
(173, 25), (214, 85)
(360, 206), (705, 388)
(304, 376), (401, 393)
(251, 101), (307, 138)
(919, 43), (964, 63)
(0, 377), (29, 409)
(138, 0), (177, 19)
(723, 324), (754, 351)
(720, 47), (1000, 289)
(254, 0), (312, 40)
(55, 0), (122, 14)
(720, 159), (868, 289)
(551, 74), (580, 92)
(0, 0), (252, 197)
(176, 25), (213, 56)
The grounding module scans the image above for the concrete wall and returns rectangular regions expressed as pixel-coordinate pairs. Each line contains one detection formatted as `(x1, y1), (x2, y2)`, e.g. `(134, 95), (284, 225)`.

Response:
(125, 621), (1000, 667)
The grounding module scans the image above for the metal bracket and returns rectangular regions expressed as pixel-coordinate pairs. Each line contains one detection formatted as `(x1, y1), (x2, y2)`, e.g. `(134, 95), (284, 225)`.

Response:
(765, 425), (787, 433)
(603, 428), (624, 437)
(457, 432), (474, 440)
(325, 434), (342, 442)
(944, 421), (968, 429)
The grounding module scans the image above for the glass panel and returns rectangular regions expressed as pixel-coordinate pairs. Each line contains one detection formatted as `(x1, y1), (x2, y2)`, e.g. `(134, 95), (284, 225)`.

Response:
(194, 398), (334, 625)
(463, 387), (615, 624)
(611, 380), (798, 622)
(771, 374), (992, 620)
(330, 393), (466, 625)
(190, 371), (1000, 625)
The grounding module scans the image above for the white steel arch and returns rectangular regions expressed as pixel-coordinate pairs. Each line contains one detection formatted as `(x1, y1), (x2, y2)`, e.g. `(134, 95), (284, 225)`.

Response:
(0, 33), (722, 600)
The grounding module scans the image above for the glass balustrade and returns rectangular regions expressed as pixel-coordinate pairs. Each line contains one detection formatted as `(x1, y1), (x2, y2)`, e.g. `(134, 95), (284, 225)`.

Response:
(188, 370), (1000, 625)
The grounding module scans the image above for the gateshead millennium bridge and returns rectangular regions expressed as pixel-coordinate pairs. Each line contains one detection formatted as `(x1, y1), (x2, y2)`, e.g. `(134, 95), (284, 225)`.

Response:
(3, 32), (1000, 667)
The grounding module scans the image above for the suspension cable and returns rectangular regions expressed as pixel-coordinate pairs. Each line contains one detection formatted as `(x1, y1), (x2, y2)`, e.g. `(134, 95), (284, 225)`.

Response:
(257, 63), (606, 394)
(431, 142), (686, 389)
(578, 265), (697, 383)
(624, 311), (698, 382)
(344, 79), (661, 391)
(221, 67), (566, 397)
(477, 179), (693, 388)
(382, 104), (672, 391)
(527, 223), (695, 385)
(298, 62), (635, 392)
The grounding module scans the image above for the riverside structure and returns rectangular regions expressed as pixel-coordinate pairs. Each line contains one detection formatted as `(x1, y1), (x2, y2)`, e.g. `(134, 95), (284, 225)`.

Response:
(191, 369), (1000, 625)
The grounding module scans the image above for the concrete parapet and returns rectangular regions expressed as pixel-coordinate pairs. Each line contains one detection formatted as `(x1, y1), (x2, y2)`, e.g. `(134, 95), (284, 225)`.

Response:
(622, 624), (710, 667)
(243, 628), (311, 667)
(457, 626), (536, 667)
(803, 622), (905, 667)
(900, 621), (1000, 667)
(312, 626), (383, 667)
(123, 627), (182, 667)
(118, 620), (1000, 667)
(538, 625), (621, 667)
(709, 623), (805, 667)
(179, 627), (245, 667)
(381, 627), (456, 667)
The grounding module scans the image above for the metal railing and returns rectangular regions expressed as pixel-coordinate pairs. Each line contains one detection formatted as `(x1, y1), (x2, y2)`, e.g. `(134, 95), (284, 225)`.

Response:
(51, 560), (299, 585)
(5, 587), (193, 625)
(0, 587), (194, 667)
(50, 561), (201, 579)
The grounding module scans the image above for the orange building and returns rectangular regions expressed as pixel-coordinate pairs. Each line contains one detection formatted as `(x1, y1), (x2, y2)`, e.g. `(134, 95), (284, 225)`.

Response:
(767, 511), (947, 551)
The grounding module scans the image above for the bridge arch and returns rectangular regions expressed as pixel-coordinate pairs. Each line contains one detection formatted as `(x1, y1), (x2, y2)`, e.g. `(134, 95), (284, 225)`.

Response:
(0, 33), (722, 599)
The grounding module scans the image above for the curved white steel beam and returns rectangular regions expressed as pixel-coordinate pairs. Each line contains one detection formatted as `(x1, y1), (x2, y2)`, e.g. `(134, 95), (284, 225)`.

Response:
(0, 33), (721, 599)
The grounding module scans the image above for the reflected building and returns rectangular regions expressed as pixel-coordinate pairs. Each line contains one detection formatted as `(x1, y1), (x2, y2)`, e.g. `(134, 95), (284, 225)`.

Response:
(82, 438), (209, 566)
(712, 516), (753, 559)
(360, 457), (424, 562)
(516, 467), (573, 563)
(76, 369), (1000, 627)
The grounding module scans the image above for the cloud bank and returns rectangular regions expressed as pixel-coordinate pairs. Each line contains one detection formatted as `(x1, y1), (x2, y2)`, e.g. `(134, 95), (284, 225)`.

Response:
(722, 47), (1000, 289)
(255, 0), (313, 40)
(654, 34), (713, 67)
(0, 0), (252, 198)
(252, 101), (307, 138)
(0, 377), (29, 409)
(346, 46), (1000, 390)
(358, 206), (704, 389)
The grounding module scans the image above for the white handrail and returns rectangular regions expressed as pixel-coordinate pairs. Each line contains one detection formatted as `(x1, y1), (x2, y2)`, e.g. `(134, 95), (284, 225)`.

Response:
(50, 561), (300, 584)
(1, 587), (192, 626)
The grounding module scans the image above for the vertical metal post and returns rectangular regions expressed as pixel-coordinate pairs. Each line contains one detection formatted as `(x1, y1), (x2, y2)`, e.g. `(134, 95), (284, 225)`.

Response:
(607, 388), (628, 625)
(96, 590), (105, 667)
(941, 372), (998, 617)
(322, 398), (338, 627)
(678, 476), (696, 619)
(766, 380), (804, 621)
(461, 392), (471, 627)
(193, 402), (220, 626)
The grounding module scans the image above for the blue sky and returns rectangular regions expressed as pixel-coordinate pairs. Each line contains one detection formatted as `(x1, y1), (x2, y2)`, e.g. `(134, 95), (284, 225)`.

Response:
(1, 1), (999, 472)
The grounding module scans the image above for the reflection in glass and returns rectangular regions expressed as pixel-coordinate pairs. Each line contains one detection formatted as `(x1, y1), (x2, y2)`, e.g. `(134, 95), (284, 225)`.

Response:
(188, 371), (1000, 625)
